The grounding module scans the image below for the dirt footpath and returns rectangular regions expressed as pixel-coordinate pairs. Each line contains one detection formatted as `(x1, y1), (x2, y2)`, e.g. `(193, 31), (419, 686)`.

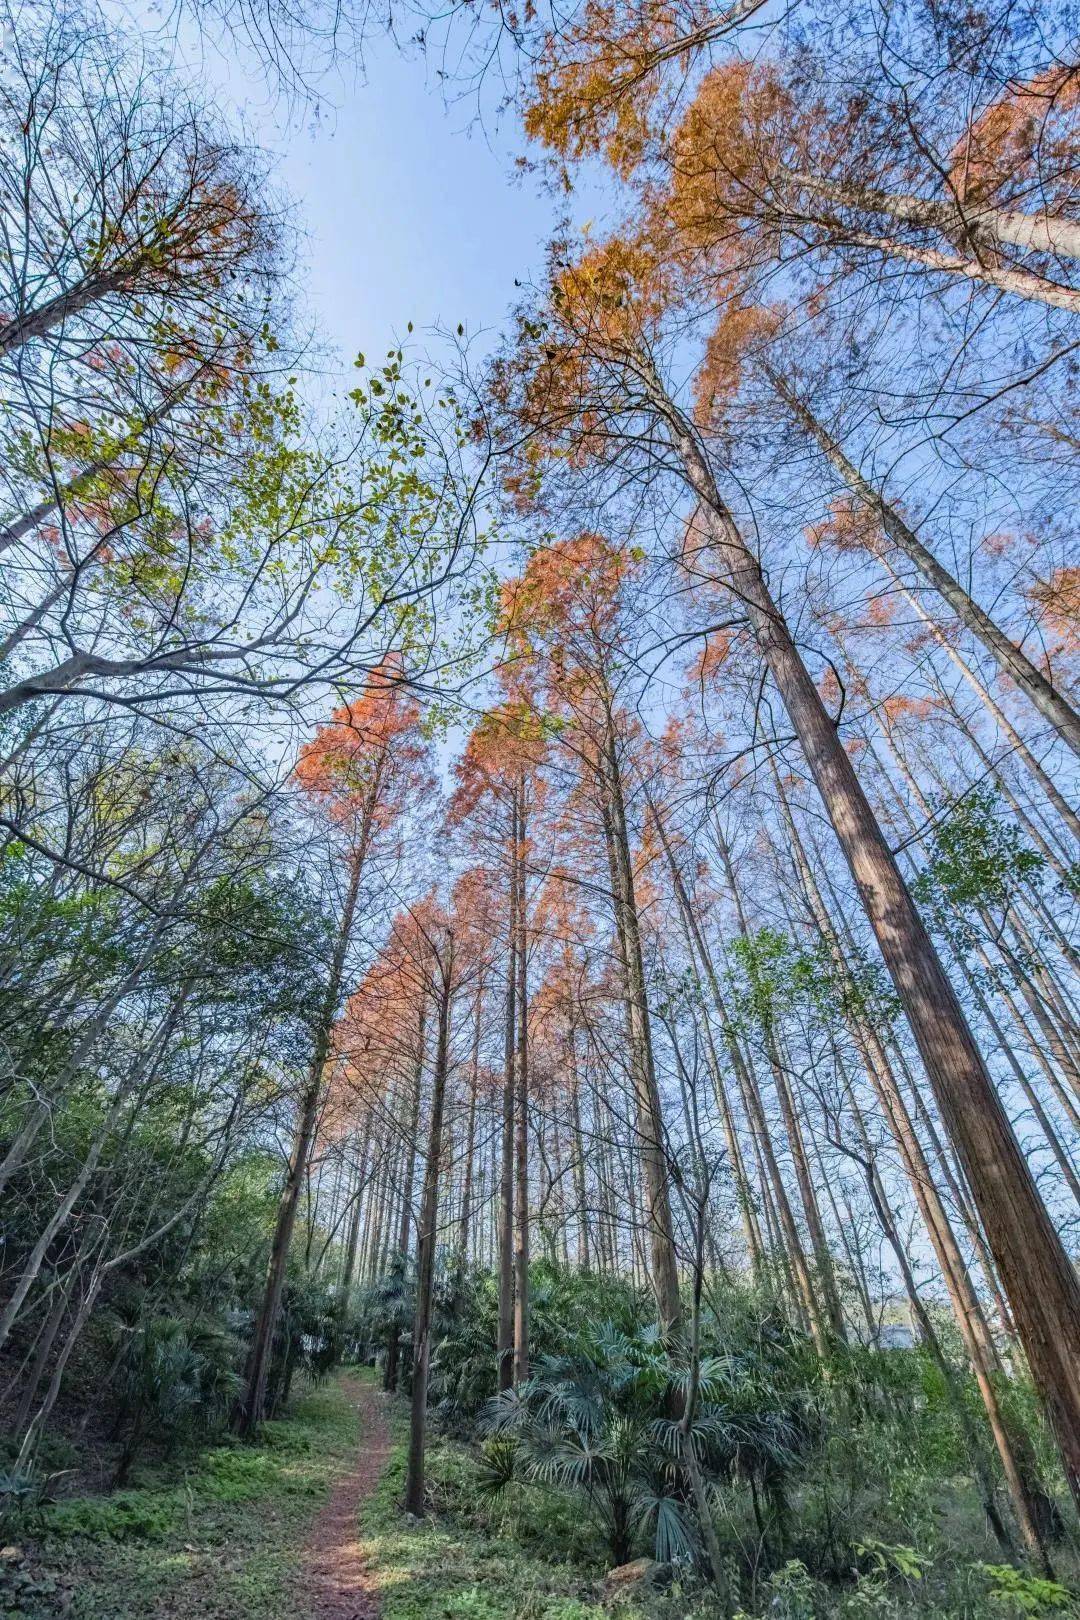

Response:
(305, 1376), (391, 1620)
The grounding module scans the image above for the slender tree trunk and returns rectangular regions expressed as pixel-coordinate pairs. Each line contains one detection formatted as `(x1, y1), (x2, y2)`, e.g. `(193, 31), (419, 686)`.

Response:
(680, 892), (824, 1344)
(497, 790), (518, 1391)
(841, 1120), (1018, 1557)
(12, 1256), (93, 1435)
(891, 573), (1080, 845)
(568, 1031), (592, 1271)
(513, 777), (531, 1383)
(339, 1123), (372, 1297)
(767, 369), (1080, 760)
(405, 941), (454, 1516)
(0, 267), (128, 358)
(0, 384), (193, 558)
(770, 1029), (847, 1339)
(457, 989), (483, 1266)
(596, 714), (682, 1338)
(966, 729), (1074, 881)
(385, 1003), (427, 1394)
(789, 171), (1080, 264)
(783, 782), (1061, 1554)
(828, 226), (1080, 312)
(236, 802), (373, 1434)
(649, 798), (766, 1272)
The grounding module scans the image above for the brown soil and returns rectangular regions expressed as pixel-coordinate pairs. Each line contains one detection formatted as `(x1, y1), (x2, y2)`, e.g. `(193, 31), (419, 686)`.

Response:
(304, 1375), (391, 1620)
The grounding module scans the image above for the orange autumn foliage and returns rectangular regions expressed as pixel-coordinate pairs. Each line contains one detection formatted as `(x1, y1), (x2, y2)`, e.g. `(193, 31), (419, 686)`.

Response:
(947, 65), (1080, 207)
(805, 497), (884, 557)
(667, 61), (811, 252)
(523, 0), (770, 179)
(500, 531), (641, 652)
(864, 594), (897, 627)
(686, 629), (732, 684)
(448, 702), (549, 824)
(1027, 565), (1080, 651)
(693, 302), (781, 426)
(524, 0), (674, 175)
(294, 663), (429, 826)
(493, 236), (667, 501)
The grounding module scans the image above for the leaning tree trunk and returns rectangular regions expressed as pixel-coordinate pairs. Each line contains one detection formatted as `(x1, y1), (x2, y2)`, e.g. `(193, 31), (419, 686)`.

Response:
(666, 394), (1080, 1509)
(236, 792), (375, 1434)
(765, 369), (1080, 761)
(648, 798), (765, 1273)
(789, 171), (1080, 266)
(778, 776), (1058, 1560)
(889, 571), (1080, 845)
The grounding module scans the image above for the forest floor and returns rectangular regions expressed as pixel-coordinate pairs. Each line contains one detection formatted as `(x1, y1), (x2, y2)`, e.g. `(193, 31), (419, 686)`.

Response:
(0, 1369), (620, 1620)
(5, 1367), (1073, 1618)
(0, 1374), (378, 1619)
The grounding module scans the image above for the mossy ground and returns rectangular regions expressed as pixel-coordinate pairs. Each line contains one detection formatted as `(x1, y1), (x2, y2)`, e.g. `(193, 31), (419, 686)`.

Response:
(0, 1377), (363, 1619)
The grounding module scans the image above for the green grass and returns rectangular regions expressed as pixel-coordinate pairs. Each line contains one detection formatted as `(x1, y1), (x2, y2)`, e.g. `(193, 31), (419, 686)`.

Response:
(0, 1377), (363, 1620)
(7, 1371), (1075, 1620)
(359, 1403), (679, 1620)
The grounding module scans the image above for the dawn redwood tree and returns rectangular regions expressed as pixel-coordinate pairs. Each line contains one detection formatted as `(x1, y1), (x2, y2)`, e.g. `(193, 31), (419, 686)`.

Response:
(764, 762), (1061, 1561)
(402, 880), (488, 1514)
(485, 235), (1080, 1504)
(664, 57), (1080, 316)
(499, 534), (684, 1338)
(522, 0), (1080, 313)
(236, 667), (431, 1431)
(449, 703), (548, 1386)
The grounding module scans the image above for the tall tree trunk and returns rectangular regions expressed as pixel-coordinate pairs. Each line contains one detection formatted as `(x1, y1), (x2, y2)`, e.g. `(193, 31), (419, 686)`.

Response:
(890, 572), (1080, 845)
(405, 939), (455, 1516)
(568, 1030), (592, 1271)
(497, 790), (518, 1391)
(597, 711), (682, 1338)
(457, 988), (483, 1267)
(673, 876), (824, 1344)
(824, 225), (1080, 312)
(781, 776), (1061, 1555)
(236, 800), (374, 1434)
(513, 777), (531, 1384)
(648, 797), (765, 1273)
(385, 1003), (427, 1394)
(789, 171), (1080, 265)
(338, 1126), (371, 1319)
(666, 394), (1080, 1508)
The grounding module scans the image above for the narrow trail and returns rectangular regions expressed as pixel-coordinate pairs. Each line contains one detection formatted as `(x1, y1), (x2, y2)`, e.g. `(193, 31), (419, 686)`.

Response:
(305, 1375), (392, 1620)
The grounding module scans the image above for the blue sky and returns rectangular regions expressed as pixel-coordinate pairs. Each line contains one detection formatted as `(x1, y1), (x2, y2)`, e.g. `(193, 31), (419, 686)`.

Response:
(136, 15), (606, 381)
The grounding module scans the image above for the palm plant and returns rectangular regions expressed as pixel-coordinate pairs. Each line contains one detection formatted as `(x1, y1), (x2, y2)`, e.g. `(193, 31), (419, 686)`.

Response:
(113, 1314), (241, 1484)
(478, 1320), (805, 1570)
(473, 1329), (674, 1565)
(480, 1367), (694, 1564)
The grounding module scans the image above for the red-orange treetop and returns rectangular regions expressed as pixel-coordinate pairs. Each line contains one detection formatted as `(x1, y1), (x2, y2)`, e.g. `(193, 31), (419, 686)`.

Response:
(295, 661), (432, 833)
